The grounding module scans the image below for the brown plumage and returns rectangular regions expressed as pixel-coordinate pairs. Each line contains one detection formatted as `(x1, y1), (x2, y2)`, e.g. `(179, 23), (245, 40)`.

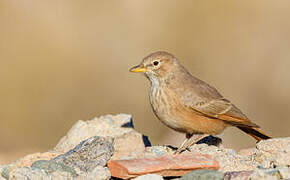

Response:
(130, 51), (270, 153)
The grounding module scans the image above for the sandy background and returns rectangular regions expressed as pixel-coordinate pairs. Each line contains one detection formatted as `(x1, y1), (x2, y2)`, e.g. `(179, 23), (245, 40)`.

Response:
(0, 0), (290, 164)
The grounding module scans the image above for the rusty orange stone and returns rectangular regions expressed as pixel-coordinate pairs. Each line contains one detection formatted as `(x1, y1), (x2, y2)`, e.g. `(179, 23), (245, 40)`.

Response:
(107, 153), (219, 179)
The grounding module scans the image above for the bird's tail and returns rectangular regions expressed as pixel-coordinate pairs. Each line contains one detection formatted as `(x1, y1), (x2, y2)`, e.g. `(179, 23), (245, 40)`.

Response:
(237, 126), (271, 142)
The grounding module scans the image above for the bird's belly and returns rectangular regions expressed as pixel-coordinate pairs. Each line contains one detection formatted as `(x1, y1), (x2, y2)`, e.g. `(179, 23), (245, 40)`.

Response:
(150, 88), (228, 135)
(155, 112), (187, 132)
(156, 107), (228, 135)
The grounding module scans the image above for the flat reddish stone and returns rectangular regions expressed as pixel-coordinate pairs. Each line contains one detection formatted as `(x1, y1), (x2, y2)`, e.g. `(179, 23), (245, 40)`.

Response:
(107, 153), (219, 179)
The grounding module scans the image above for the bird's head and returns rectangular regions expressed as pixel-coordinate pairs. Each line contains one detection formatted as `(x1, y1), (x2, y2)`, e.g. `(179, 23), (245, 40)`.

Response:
(130, 51), (180, 81)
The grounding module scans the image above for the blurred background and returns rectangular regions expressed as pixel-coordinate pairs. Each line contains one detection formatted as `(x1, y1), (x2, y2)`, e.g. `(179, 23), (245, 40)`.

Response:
(0, 0), (290, 164)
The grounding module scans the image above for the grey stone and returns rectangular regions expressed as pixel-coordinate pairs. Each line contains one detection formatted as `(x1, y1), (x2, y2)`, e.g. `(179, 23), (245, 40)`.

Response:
(8, 167), (47, 180)
(5, 167), (69, 180)
(179, 169), (224, 180)
(133, 174), (164, 180)
(248, 168), (280, 180)
(0, 166), (4, 180)
(224, 170), (254, 180)
(31, 160), (77, 175)
(1, 161), (76, 179)
(1, 166), (10, 180)
(1, 165), (19, 180)
(4, 157), (112, 180)
(1, 164), (109, 180)
(26, 136), (113, 179)
(224, 169), (283, 180)
(53, 136), (114, 172)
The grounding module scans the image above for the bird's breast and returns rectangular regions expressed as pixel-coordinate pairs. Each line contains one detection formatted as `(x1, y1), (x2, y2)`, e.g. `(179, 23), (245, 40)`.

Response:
(149, 85), (188, 132)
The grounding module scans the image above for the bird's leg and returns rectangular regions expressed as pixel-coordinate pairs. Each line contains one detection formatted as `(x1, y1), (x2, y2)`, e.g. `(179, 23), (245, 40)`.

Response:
(174, 133), (193, 154)
(175, 134), (192, 153)
(175, 134), (209, 154)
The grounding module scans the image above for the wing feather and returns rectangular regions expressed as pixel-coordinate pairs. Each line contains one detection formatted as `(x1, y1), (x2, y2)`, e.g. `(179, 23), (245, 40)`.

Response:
(182, 93), (258, 128)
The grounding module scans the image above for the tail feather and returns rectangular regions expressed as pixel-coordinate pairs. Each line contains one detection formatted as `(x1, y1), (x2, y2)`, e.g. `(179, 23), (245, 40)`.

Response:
(237, 126), (271, 142)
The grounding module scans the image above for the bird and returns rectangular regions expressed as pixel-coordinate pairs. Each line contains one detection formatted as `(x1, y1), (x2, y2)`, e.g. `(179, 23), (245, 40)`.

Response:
(129, 51), (271, 153)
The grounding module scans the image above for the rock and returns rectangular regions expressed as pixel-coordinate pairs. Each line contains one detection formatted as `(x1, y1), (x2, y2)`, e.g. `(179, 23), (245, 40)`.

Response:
(54, 114), (149, 160)
(31, 160), (77, 175)
(224, 167), (290, 180)
(238, 148), (255, 157)
(13, 151), (61, 167)
(49, 170), (75, 180)
(189, 143), (259, 172)
(179, 169), (224, 180)
(7, 167), (75, 180)
(0, 170), (4, 180)
(2, 114), (290, 180)
(0, 152), (64, 179)
(0, 166), (5, 180)
(10, 159), (111, 180)
(1, 165), (16, 179)
(133, 174), (164, 180)
(112, 131), (146, 160)
(76, 166), (111, 180)
(253, 137), (290, 168)
(0, 114), (139, 180)
(224, 170), (254, 180)
(277, 167), (290, 179)
(8, 167), (47, 179)
(248, 168), (281, 180)
(145, 146), (175, 158)
(54, 114), (136, 151)
(53, 136), (114, 173)
(1, 165), (74, 180)
(107, 152), (219, 179)
(28, 136), (114, 179)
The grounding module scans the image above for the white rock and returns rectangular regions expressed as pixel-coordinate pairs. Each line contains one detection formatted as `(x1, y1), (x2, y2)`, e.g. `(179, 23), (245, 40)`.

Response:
(278, 167), (290, 179)
(189, 144), (259, 172)
(54, 114), (149, 160)
(134, 174), (164, 180)
(76, 166), (111, 180)
(254, 137), (290, 168)
(54, 114), (133, 152)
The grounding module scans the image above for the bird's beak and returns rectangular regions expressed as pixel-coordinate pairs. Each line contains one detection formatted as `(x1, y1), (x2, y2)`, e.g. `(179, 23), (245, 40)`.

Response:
(129, 65), (147, 73)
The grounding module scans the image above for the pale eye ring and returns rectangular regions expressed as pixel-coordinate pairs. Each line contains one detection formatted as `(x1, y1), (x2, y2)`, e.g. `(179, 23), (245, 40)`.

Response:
(153, 61), (159, 66)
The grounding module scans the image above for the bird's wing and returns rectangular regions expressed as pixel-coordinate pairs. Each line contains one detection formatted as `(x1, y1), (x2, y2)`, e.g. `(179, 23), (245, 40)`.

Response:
(182, 94), (259, 128)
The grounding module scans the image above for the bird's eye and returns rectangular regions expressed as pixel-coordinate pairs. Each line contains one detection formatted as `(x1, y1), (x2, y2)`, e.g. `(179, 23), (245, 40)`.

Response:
(153, 61), (159, 66)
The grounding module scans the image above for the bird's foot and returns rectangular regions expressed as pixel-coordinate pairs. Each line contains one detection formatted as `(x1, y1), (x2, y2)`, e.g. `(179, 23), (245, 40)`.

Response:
(174, 146), (190, 154)
(174, 134), (209, 154)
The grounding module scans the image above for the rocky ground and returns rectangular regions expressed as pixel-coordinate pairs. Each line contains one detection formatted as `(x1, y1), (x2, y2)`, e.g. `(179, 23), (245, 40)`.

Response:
(0, 114), (289, 180)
